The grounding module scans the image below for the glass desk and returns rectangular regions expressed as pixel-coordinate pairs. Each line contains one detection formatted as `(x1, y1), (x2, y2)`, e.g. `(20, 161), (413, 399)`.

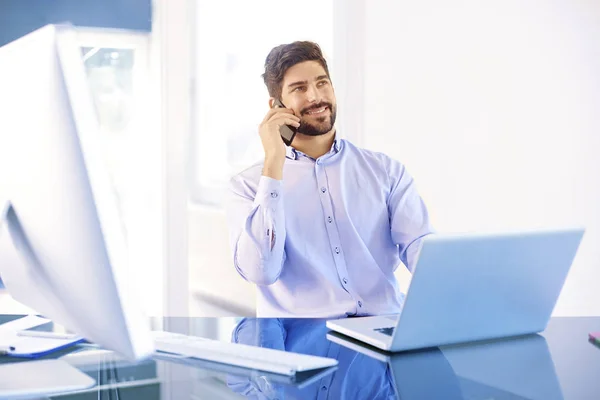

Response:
(0, 315), (598, 399)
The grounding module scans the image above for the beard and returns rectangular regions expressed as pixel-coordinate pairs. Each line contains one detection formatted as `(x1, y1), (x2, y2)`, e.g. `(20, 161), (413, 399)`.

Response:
(297, 102), (337, 136)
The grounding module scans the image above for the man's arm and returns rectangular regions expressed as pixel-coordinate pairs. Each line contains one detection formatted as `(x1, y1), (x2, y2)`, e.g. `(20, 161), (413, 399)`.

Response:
(226, 101), (299, 285)
(227, 174), (286, 286)
(387, 160), (435, 273)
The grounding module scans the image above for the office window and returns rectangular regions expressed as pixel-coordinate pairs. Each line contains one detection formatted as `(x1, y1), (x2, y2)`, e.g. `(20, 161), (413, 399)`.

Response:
(77, 29), (162, 314)
(76, 28), (152, 240)
(190, 1), (334, 206)
(82, 47), (135, 134)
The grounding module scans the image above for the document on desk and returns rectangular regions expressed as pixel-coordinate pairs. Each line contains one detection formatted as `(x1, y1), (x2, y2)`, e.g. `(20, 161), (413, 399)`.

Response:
(0, 315), (83, 358)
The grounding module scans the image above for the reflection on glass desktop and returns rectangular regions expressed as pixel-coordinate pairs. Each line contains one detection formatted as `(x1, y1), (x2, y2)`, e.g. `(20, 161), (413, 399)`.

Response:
(327, 329), (564, 400)
(229, 318), (396, 399)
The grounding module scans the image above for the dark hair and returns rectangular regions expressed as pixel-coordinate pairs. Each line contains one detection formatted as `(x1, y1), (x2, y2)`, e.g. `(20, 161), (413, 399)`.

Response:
(262, 41), (331, 99)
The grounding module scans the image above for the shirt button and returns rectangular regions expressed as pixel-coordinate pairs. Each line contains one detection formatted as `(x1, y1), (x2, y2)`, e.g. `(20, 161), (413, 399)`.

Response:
(270, 191), (278, 198)
(334, 247), (340, 254)
(327, 216), (332, 223)
(321, 385), (327, 391)
(321, 187), (327, 193)
(343, 278), (348, 284)
(358, 301), (363, 308)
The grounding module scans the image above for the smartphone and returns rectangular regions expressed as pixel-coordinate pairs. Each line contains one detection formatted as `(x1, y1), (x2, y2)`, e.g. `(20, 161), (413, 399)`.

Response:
(272, 99), (297, 146)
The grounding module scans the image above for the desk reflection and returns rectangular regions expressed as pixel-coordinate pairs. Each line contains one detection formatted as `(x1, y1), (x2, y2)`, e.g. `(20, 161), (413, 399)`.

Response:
(229, 318), (563, 400)
(329, 330), (563, 400)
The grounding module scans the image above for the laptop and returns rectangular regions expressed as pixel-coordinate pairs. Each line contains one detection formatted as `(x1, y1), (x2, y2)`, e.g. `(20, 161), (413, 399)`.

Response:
(326, 228), (585, 352)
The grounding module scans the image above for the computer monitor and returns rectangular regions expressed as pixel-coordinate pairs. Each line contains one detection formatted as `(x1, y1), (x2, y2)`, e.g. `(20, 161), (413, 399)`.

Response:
(0, 24), (154, 360)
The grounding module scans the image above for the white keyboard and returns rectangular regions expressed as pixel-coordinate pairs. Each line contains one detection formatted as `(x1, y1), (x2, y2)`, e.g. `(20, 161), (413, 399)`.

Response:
(152, 331), (338, 376)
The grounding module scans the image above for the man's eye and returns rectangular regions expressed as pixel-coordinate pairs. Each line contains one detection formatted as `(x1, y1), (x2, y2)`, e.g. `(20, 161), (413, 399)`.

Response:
(318, 80), (328, 87)
(293, 86), (306, 92)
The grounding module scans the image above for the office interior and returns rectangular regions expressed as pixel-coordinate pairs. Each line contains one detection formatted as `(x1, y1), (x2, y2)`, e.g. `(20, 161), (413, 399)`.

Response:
(1, 0), (599, 327)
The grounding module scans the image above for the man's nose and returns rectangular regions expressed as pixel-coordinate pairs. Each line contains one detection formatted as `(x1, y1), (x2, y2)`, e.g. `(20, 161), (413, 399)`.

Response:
(305, 84), (319, 103)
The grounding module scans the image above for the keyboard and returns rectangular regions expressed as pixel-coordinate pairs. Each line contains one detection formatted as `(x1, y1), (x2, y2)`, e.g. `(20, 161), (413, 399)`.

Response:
(373, 327), (395, 337)
(152, 331), (338, 376)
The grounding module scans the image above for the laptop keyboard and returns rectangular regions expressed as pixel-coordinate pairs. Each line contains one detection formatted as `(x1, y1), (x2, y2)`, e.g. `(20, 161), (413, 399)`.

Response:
(374, 327), (395, 336)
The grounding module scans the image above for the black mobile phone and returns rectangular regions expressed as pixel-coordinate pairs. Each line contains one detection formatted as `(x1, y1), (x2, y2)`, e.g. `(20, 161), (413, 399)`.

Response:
(272, 99), (297, 146)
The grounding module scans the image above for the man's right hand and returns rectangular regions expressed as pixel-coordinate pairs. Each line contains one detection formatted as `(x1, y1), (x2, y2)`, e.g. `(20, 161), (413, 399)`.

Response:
(259, 107), (300, 180)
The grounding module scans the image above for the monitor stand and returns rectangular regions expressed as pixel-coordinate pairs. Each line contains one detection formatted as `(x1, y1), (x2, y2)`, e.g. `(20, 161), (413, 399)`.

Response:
(0, 359), (96, 397)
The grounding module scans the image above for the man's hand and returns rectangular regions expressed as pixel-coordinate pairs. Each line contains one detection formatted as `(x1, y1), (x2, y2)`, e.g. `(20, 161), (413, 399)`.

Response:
(259, 106), (300, 180)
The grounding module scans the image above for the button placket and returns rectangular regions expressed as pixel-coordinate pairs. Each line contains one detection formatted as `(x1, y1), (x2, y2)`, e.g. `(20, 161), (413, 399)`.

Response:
(317, 164), (356, 302)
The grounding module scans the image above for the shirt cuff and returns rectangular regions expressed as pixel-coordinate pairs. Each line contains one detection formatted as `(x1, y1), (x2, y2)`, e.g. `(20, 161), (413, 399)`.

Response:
(253, 175), (283, 210)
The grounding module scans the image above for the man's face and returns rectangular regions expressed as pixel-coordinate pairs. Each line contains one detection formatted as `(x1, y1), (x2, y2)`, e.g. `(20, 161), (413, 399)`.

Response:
(277, 60), (337, 137)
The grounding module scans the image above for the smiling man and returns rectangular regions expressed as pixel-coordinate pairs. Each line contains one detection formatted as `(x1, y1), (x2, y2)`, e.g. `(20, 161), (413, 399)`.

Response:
(227, 41), (434, 318)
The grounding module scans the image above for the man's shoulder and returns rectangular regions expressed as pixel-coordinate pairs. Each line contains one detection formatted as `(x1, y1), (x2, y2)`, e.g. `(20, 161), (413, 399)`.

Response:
(342, 139), (403, 170)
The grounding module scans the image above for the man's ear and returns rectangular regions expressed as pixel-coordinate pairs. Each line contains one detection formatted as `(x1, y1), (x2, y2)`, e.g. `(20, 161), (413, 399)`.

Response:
(268, 98), (275, 109)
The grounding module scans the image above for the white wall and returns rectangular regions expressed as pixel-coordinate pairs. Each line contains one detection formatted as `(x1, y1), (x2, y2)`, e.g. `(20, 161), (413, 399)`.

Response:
(188, 0), (600, 317)
(362, 0), (600, 315)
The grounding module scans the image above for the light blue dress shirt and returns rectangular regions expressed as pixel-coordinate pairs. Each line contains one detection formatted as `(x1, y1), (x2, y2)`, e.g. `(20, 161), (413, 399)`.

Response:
(227, 138), (434, 318)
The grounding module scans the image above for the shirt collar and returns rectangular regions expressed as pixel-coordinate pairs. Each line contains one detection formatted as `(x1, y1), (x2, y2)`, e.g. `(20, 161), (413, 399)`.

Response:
(286, 136), (342, 160)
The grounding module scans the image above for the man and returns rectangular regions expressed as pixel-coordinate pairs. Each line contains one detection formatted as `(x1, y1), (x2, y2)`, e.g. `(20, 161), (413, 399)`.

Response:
(227, 41), (434, 318)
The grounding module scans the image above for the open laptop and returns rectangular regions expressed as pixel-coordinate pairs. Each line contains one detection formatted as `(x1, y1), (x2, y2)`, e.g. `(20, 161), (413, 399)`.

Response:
(326, 228), (584, 352)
